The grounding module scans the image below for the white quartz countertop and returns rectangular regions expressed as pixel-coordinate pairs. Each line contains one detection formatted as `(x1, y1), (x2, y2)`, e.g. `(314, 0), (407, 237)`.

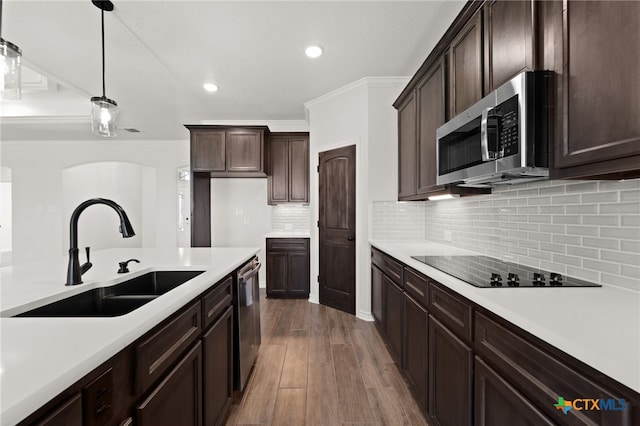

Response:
(0, 247), (258, 426)
(264, 231), (310, 238)
(370, 240), (640, 394)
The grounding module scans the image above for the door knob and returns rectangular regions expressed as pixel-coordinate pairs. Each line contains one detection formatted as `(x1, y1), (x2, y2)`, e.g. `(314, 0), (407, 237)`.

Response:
(347, 236), (355, 241)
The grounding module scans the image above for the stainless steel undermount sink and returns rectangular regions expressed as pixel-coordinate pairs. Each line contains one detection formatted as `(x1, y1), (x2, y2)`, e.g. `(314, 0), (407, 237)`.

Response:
(15, 270), (205, 318)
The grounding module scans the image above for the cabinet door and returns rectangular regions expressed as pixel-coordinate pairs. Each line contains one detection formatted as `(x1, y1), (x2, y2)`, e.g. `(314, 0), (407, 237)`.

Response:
(136, 342), (202, 426)
(403, 294), (428, 411)
(416, 59), (446, 194)
(191, 130), (226, 171)
(371, 265), (383, 326)
(268, 137), (289, 204)
(384, 277), (404, 365)
(266, 252), (287, 296)
(289, 137), (309, 203)
(287, 251), (310, 297)
(226, 130), (263, 172)
(484, 0), (534, 92)
(34, 393), (82, 426)
(552, 1), (640, 178)
(429, 316), (472, 426)
(397, 92), (417, 199)
(203, 307), (233, 426)
(449, 10), (483, 117)
(475, 357), (554, 426)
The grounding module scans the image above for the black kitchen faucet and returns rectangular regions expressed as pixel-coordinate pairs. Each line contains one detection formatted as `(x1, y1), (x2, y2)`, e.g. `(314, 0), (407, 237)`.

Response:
(66, 198), (135, 286)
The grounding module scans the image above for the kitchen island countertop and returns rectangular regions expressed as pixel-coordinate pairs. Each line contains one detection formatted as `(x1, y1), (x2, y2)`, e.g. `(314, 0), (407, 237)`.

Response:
(370, 240), (640, 394)
(0, 247), (258, 426)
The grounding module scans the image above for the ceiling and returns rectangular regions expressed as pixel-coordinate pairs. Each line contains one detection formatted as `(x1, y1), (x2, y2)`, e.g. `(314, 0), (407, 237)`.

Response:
(0, 0), (465, 141)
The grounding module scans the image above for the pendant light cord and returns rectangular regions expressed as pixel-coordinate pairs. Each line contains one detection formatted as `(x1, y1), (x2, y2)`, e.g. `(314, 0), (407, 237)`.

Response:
(101, 8), (106, 98)
(0, 0), (4, 36)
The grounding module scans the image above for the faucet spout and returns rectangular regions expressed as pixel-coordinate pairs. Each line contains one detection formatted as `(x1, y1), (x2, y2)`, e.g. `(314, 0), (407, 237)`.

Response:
(66, 198), (136, 286)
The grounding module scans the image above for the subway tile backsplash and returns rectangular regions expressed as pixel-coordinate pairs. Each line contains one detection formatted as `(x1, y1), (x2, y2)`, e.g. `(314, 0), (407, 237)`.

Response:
(271, 204), (310, 232)
(371, 201), (426, 240)
(372, 179), (640, 291)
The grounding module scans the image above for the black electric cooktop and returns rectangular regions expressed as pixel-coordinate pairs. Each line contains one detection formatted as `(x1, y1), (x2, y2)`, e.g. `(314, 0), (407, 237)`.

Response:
(411, 255), (601, 288)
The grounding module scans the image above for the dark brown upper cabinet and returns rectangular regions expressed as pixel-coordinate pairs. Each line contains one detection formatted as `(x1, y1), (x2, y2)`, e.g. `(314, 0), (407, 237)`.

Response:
(548, 0), (640, 180)
(267, 133), (309, 205)
(483, 0), (535, 92)
(186, 125), (268, 177)
(416, 59), (446, 195)
(396, 60), (489, 201)
(397, 93), (417, 199)
(448, 9), (484, 118)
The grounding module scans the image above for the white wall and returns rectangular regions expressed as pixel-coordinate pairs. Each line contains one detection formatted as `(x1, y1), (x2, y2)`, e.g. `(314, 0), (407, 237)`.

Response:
(305, 77), (409, 320)
(1, 139), (188, 265)
(210, 179), (272, 285)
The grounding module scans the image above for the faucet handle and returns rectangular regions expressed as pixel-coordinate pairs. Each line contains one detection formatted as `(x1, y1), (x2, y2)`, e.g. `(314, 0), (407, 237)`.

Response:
(80, 247), (93, 274)
(118, 258), (140, 274)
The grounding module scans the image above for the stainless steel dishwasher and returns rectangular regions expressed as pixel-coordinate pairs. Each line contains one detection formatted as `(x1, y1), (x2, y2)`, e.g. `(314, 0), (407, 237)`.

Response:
(233, 256), (261, 392)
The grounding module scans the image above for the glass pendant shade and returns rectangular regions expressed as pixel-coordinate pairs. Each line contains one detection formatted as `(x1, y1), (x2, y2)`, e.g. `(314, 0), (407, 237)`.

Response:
(0, 37), (22, 100)
(91, 96), (118, 137)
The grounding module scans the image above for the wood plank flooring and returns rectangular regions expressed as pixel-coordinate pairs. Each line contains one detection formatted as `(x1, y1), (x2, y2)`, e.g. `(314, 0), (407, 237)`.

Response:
(225, 291), (430, 426)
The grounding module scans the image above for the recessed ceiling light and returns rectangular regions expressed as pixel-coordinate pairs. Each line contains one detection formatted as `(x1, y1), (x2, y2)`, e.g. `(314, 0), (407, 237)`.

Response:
(305, 45), (323, 58)
(203, 83), (219, 92)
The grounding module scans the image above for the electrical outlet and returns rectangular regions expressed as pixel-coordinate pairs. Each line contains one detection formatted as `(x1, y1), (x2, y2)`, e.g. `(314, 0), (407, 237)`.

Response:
(244, 216), (250, 224)
(444, 230), (453, 242)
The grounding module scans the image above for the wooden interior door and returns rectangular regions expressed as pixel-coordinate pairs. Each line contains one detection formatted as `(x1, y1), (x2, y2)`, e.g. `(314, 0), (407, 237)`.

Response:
(318, 145), (356, 315)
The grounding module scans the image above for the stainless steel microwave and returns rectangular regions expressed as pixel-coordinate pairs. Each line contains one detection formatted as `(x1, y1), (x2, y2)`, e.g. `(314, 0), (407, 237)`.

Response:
(436, 71), (553, 187)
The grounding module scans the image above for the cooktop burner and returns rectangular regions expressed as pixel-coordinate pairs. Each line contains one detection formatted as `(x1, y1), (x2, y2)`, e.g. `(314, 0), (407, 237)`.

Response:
(410, 255), (601, 288)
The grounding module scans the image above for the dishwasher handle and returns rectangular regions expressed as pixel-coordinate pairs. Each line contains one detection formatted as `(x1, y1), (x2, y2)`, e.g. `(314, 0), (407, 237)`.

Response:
(238, 261), (261, 283)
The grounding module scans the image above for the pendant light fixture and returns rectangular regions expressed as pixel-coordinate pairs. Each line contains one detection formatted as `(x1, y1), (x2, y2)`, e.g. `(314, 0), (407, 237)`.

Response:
(0, 0), (22, 100)
(90, 0), (118, 137)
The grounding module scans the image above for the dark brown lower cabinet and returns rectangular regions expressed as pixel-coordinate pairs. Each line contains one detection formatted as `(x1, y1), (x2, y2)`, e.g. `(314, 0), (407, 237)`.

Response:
(403, 293), (428, 410)
(371, 265), (383, 325)
(475, 357), (554, 426)
(370, 248), (640, 426)
(384, 276), (404, 365)
(266, 238), (310, 298)
(136, 342), (203, 426)
(202, 307), (233, 426)
(33, 393), (82, 426)
(429, 315), (473, 426)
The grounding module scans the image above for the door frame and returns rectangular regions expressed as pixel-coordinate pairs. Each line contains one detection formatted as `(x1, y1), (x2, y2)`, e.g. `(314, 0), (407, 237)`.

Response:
(310, 139), (367, 319)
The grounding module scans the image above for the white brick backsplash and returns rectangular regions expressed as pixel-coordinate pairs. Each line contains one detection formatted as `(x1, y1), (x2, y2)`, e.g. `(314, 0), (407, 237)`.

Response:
(582, 191), (618, 203)
(372, 178), (640, 290)
(371, 201), (425, 240)
(271, 204), (310, 232)
(621, 240), (640, 253)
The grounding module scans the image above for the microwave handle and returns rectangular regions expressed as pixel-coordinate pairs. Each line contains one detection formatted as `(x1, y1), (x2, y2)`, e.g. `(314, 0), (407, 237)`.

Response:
(480, 107), (495, 161)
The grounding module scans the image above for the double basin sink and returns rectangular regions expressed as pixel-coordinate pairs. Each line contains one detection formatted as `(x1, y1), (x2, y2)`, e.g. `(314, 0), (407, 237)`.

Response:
(15, 270), (204, 318)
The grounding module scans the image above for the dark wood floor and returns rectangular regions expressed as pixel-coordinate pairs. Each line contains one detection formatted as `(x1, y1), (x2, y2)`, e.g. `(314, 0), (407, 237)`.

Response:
(225, 290), (430, 425)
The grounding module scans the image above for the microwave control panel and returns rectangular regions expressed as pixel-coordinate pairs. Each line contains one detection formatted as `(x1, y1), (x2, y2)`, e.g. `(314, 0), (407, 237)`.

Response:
(495, 95), (519, 157)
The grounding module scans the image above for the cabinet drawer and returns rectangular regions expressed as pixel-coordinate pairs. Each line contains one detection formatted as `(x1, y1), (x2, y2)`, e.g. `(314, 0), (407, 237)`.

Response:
(475, 312), (635, 426)
(136, 301), (201, 394)
(428, 281), (472, 342)
(404, 267), (428, 309)
(267, 238), (309, 252)
(202, 276), (232, 330)
(136, 342), (202, 426)
(371, 248), (403, 287)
